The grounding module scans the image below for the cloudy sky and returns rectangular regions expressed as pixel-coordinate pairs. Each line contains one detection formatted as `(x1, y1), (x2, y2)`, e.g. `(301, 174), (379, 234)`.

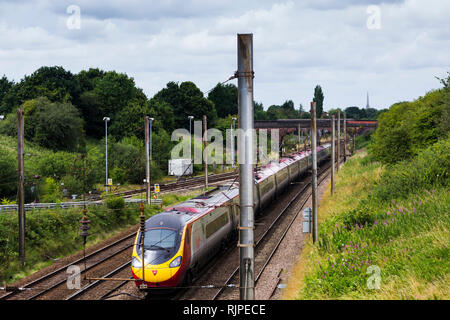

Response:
(0, 0), (449, 111)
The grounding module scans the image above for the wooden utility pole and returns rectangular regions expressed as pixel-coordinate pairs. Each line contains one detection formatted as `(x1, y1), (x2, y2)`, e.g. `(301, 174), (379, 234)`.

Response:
(343, 112), (347, 162)
(331, 115), (335, 195)
(17, 109), (25, 267)
(203, 115), (208, 189)
(337, 111), (341, 172)
(310, 102), (318, 243)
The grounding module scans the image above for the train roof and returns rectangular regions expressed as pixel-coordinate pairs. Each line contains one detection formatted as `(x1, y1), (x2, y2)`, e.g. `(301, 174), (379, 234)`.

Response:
(147, 144), (331, 226)
(154, 183), (240, 226)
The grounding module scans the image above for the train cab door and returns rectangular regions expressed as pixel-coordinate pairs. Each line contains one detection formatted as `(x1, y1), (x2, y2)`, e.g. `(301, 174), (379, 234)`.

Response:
(191, 219), (207, 271)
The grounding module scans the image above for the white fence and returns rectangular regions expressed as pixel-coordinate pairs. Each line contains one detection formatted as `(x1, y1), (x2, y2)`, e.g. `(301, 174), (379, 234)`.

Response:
(0, 198), (162, 213)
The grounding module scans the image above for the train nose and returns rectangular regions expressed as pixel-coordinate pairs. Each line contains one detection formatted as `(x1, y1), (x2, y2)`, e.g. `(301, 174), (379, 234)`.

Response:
(132, 266), (176, 283)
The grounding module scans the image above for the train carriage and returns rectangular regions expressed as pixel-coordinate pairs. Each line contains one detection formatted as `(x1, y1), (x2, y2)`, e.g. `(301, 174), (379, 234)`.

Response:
(131, 143), (331, 290)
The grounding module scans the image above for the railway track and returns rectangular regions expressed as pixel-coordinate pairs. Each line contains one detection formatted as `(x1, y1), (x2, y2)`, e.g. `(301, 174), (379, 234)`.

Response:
(91, 171), (239, 200)
(0, 152), (341, 300)
(0, 171), (240, 300)
(175, 157), (334, 300)
(210, 161), (332, 300)
(0, 231), (137, 300)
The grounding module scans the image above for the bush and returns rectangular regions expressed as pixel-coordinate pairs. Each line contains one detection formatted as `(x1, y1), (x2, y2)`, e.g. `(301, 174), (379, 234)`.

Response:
(105, 196), (125, 210)
(0, 97), (84, 152)
(61, 175), (85, 195)
(0, 148), (16, 198)
(40, 177), (62, 203)
(110, 167), (127, 185)
(375, 138), (449, 201)
(371, 89), (447, 164)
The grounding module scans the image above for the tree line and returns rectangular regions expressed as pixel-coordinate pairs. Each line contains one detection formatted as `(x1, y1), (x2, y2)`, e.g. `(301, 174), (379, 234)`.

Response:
(0, 66), (386, 200)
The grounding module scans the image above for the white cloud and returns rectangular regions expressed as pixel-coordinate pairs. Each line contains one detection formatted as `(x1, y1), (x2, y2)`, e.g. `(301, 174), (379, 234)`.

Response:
(0, 0), (448, 111)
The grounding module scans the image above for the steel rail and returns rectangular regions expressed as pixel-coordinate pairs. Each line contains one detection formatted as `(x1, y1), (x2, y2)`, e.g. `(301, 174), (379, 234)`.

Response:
(25, 243), (133, 300)
(65, 260), (131, 300)
(254, 163), (332, 283)
(211, 158), (332, 300)
(0, 233), (136, 300)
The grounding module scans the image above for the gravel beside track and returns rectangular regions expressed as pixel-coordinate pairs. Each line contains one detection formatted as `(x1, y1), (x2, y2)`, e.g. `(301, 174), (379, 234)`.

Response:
(177, 157), (334, 300)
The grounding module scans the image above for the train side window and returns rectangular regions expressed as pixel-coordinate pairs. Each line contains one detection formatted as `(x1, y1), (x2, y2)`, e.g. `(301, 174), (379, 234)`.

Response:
(205, 211), (229, 238)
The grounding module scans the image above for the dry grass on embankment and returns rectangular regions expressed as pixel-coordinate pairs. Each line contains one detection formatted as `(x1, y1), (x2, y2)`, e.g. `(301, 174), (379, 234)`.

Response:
(282, 150), (449, 300)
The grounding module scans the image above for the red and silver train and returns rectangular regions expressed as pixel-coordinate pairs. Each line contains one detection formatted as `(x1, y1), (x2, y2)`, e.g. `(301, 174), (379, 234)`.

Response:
(131, 143), (331, 289)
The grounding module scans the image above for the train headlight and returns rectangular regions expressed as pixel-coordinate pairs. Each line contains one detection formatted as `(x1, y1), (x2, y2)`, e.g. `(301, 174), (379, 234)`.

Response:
(132, 257), (142, 268)
(169, 256), (182, 268)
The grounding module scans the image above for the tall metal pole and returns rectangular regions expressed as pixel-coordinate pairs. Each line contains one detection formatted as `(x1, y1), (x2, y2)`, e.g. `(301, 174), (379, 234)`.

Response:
(17, 109), (25, 267)
(343, 112), (347, 162)
(145, 116), (150, 205)
(203, 115), (208, 189)
(149, 118), (153, 202)
(331, 115), (335, 195)
(297, 123), (301, 152)
(337, 111), (341, 172)
(238, 33), (255, 300)
(310, 102), (318, 243)
(103, 117), (110, 193)
(188, 116), (194, 161)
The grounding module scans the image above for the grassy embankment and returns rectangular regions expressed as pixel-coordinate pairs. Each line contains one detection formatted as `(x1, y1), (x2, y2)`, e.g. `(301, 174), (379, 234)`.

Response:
(283, 139), (449, 299)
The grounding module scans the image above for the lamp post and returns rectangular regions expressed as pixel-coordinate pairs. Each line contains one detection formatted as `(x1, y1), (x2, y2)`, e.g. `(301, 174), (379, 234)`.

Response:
(103, 117), (110, 193)
(149, 118), (154, 203)
(145, 117), (155, 204)
(231, 117), (237, 168)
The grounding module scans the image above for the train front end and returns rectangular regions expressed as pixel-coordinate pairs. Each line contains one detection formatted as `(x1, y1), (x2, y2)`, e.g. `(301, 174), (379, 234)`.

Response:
(131, 212), (189, 290)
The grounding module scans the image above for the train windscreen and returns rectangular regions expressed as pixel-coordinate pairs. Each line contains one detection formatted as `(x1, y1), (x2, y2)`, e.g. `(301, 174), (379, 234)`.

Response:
(144, 228), (177, 250)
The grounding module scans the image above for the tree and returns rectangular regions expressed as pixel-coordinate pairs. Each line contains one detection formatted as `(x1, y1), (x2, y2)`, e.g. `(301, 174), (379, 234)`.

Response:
(344, 106), (363, 119)
(33, 101), (84, 151)
(10, 66), (80, 107)
(0, 97), (84, 151)
(153, 81), (217, 129)
(109, 98), (175, 141)
(0, 76), (14, 114)
(265, 100), (299, 120)
(77, 71), (144, 138)
(254, 101), (267, 120)
(0, 148), (16, 198)
(313, 85), (324, 118)
(370, 88), (447, 164)
(208, 83), (238, 118)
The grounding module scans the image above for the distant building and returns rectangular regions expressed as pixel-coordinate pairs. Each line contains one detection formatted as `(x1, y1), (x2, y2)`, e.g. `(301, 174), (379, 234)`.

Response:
(366, 92), (370, 110)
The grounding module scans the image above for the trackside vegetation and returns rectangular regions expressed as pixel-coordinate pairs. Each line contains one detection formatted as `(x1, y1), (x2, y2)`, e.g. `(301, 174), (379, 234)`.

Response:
(0, 193), (193, 285)
(284, 77), (449, 299)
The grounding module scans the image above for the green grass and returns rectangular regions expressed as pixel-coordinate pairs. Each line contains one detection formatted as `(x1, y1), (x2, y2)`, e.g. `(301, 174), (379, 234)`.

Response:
(283, 142), (449, 300)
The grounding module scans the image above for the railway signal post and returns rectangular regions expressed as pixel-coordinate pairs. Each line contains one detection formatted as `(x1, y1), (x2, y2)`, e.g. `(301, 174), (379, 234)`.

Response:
(237, 33), (255, 300)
